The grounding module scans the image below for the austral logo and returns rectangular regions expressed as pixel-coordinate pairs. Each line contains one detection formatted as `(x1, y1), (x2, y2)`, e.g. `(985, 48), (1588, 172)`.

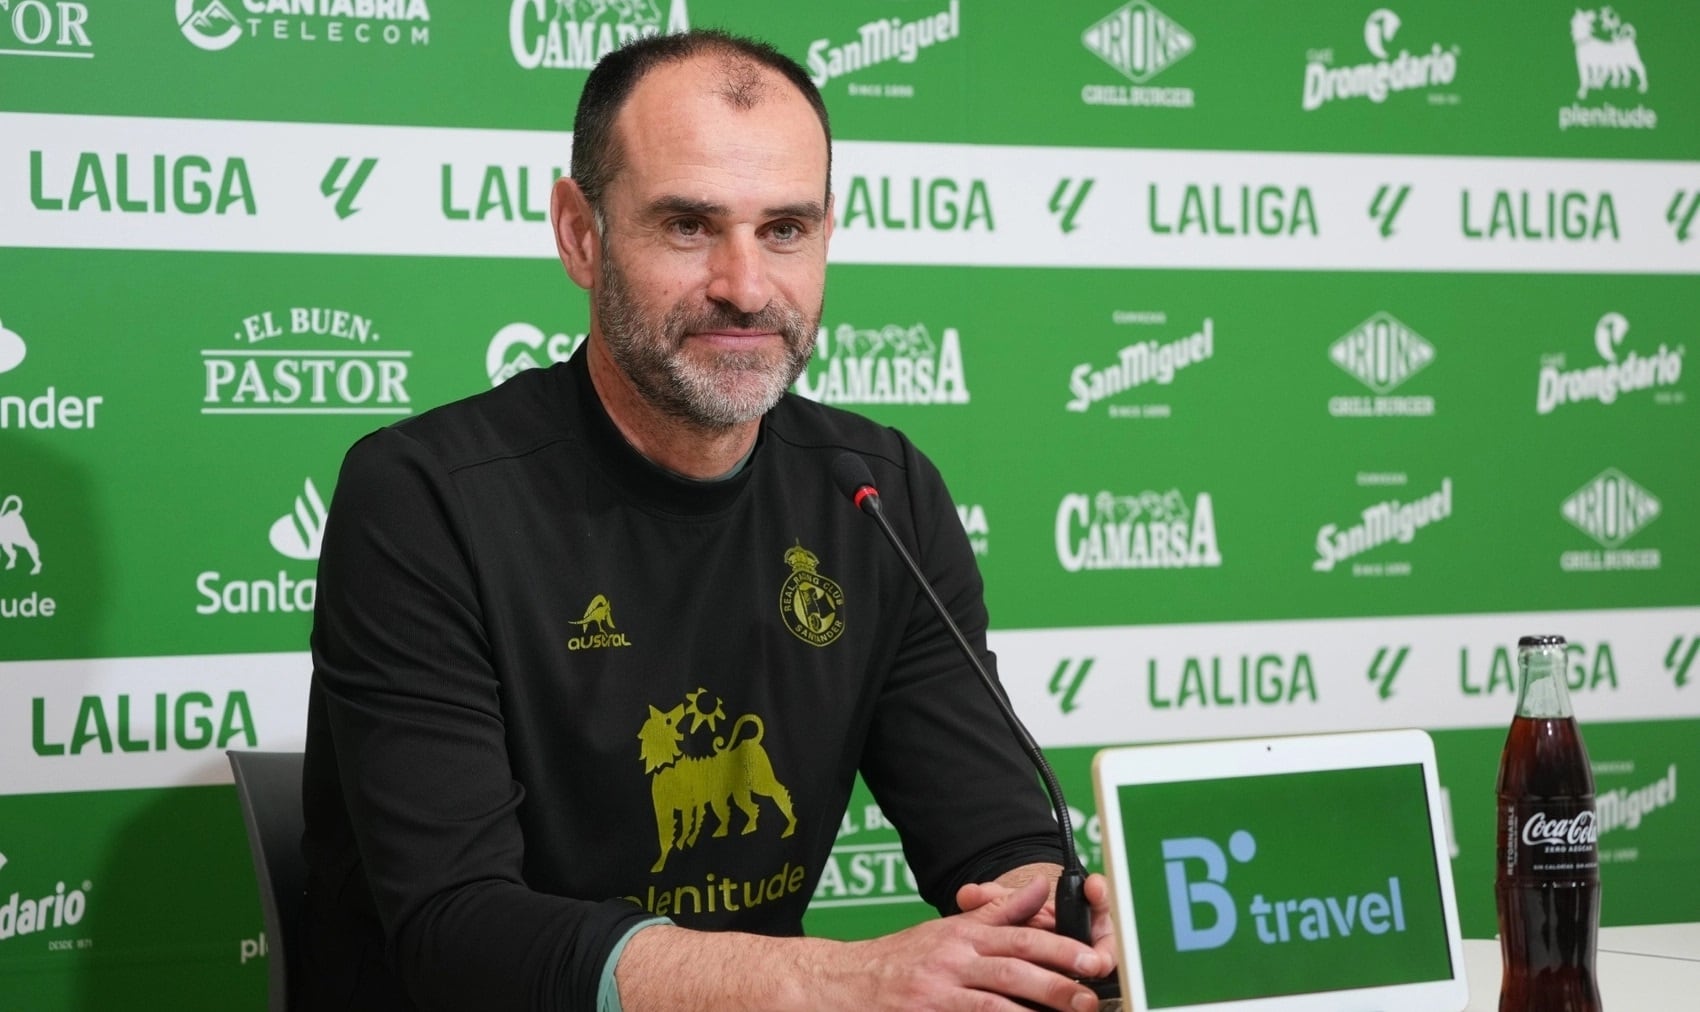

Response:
(202, 307), (412, 416)
(1313, 477), (1452, 577)
(1327, 312), (1435, 417)
(1560, 7), (1655, 131)
(0, 0), (93, 58)
(178, 0), (431, 52)
(195, 478), (326, 615)
(1559, 468), (1661, 572)
(509, 0), (688, 71)
(1066, 314), (1213, 418)
(0, 854), (91, 946)
(0, 318), (105, 431)
(486, 321), (584, 387)
(567, 593), (630, 650)
(1301, 8), (1459, 112)
(807, 0), (960, 94)
(1080, 0), (1195, 108)
(794, 323), (969, 406)
(779, 543), (844, 647)
(1536, 312), (1683, 415)
(1056, 489), (1221, 572)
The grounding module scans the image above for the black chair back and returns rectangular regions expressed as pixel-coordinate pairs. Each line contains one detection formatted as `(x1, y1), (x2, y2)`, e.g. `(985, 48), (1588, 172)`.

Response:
(228, 750), (305, 1012)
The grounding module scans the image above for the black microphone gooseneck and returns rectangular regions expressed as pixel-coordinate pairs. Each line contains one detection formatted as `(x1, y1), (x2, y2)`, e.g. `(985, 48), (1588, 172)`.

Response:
(828, 452), (1093, 948)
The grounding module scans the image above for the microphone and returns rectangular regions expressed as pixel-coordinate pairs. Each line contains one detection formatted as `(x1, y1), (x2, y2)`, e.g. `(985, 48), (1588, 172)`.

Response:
(829, 453), (1099, 952)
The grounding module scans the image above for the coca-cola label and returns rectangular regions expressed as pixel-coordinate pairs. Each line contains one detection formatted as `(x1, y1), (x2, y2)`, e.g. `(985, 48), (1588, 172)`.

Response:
(1500, 799), (1600, 879)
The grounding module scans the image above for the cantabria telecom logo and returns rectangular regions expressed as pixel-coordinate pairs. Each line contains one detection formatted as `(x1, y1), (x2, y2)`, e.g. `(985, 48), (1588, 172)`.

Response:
(1560, 468), (1661, 572)
(0, 319), (105, 432)
(510, 0), (688, 71)
(807, 1), (959, 96)
(196, 477), (326, 615)
(1313, 477), (1452, 577)
(1301, 8), (1459, 112)
(0, 0), (92, 58)
(1066, 314), (1213, 418)
(1327, 312), (1435, 417)
(1056, 489), (1221, 572)
(0, 854), (91, 947)
(794, 323), (969, 406)
(1560, 7), (1655, 131)
(178, 0), (431, 52)
(1080, 0), (1194, 108)
(202, 306), (412, 416)
(1536, 312), (1684, 415)
(487, 322), (585, 386)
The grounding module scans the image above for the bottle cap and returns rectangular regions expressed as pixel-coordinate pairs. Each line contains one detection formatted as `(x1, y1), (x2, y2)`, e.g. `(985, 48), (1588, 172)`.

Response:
(1517, 634), (1567, 648)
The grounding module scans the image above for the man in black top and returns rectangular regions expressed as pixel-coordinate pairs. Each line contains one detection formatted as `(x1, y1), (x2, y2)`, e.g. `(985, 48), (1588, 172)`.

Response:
(301, 29), (1115, 1011)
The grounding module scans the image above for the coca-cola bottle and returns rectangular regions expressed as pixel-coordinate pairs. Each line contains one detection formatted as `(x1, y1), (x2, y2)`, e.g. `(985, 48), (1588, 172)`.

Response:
(1495, 634), (1602, 1011)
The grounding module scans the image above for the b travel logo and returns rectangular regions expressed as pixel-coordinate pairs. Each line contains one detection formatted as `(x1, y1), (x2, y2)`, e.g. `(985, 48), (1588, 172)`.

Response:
(1559, 6), (1656, 131)
(1313, 474), (1452, 578)
(1080, 0), (1196, 109)
(201, 306), (412, 416)
(0, 0), (93, 58)
(793, 322), (970, 406)
(0, 318), (106, 432)
(1065, 313), (1213, 419)
(806, 0), (960, 99)
(1559, 468), (1661, 572)
(1327, 312), (1435, 418)
(0, 851), (93, 949)
(177, 0), (431, 53)
(510, 0), (688, 71)
(1055, 489), (1222, 572)
(487, 322), (585, 386)
(1300, 8), (1460, 112)
(1537, 311), (1684, 415)
(195, 477), (326, 616)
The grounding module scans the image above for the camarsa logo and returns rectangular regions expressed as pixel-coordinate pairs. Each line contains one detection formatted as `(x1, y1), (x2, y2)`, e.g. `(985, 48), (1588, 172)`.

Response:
(794, 323), (969, 406)
(1055, 489), (1221, 572)
(1301, 8), (1459, 112)
(779, 543), (844, 647)
(1537, 312), (1684, 415)
(807, 0), (960, 92)
(202, 306), (412, 416)
(509, 0), (688, 70)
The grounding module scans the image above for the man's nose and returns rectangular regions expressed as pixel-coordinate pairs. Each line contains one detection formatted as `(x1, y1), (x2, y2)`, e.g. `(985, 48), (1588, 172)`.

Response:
(705, 230), (773, 314)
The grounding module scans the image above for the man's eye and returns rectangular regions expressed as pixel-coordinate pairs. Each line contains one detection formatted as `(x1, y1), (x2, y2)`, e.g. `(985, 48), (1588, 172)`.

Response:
(769, 222), (802, 242)
(671, 219), (704, 237)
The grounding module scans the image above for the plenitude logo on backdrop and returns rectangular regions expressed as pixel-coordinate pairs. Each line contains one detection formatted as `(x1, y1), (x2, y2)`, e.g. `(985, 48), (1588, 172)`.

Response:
(793, 322), (969, 405)
(0, 318), (106, 432)
(1536, 311), (1684, 415)
(28, 147), (256, 216)
(509, 0), (688, 71)
(0, 0), (92, 58)
(1065, 313), (1213, 419)
(177, 0), (431, 53)
(1300, 8), (1460, 112)
(195, 477), (326, 615)
(1327, 311), (1435, 417)
(1079, 0), (1195, 109)
(1055, 489), (1221, 572)
(201, 307), (412, 415)
(487, 322), (585, 386)
(1559, 6), (1656, 131)
(1313, 474), (1452, 577)
(0, 852), (91, 947)
(0, 492), (54, 620)
(1559, 468), (1661, 572)
(806, 0), (959, 98)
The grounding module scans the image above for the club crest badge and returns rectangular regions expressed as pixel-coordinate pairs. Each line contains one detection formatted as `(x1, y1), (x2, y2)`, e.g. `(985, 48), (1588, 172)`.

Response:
(779, 542), (844, 646)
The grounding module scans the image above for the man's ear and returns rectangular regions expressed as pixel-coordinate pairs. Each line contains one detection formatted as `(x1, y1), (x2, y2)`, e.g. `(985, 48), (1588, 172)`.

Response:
(552, 176), (599, 290)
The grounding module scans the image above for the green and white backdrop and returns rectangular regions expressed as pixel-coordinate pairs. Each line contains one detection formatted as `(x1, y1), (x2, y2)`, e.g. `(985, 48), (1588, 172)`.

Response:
(2, 1), (1696, 1006)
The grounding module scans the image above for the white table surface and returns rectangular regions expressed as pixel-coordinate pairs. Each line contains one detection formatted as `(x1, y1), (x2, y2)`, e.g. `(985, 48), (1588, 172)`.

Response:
(1463, 923), (1700, 1011)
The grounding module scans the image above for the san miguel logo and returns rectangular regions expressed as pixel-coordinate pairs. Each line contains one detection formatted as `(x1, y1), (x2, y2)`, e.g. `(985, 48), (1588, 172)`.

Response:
(794, 323), (968, 406)
(1055, 489), (1221, 571)
(509, 0), (688, 70)
(806, 0), (961, 92)
(1537, 312), (1683, 415)
(567, 593), (631, 650)
(1313, 477), (1452, 576)
(779, 543), (844, 647)
(202, 307), (412, 416)
(1066, 315), (1213, 417)
(177, 0), (432, 53)
(638, 688), (797, 873)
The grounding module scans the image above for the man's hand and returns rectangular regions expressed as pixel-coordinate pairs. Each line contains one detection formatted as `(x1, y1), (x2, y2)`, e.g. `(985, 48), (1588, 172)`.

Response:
(955, 864), (1118, 984)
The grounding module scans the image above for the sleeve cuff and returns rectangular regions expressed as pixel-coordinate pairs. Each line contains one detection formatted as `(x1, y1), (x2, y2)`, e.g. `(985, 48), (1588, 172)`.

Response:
(595, 916), (673, 1012)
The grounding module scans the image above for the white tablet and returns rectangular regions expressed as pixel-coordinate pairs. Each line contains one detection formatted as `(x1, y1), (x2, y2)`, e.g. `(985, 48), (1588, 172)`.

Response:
(1092, 729), (1469, 1011)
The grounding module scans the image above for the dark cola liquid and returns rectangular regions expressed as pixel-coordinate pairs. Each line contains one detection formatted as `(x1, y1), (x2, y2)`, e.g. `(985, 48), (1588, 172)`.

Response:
(1495, 715), (1601, 1012)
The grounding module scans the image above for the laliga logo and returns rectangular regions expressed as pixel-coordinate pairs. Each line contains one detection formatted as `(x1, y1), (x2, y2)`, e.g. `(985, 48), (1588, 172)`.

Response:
(1363, 8), (1399, 59)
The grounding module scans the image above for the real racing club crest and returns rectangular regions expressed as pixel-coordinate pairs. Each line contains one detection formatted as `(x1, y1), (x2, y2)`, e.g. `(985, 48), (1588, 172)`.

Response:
(779, 542), (844, 647)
